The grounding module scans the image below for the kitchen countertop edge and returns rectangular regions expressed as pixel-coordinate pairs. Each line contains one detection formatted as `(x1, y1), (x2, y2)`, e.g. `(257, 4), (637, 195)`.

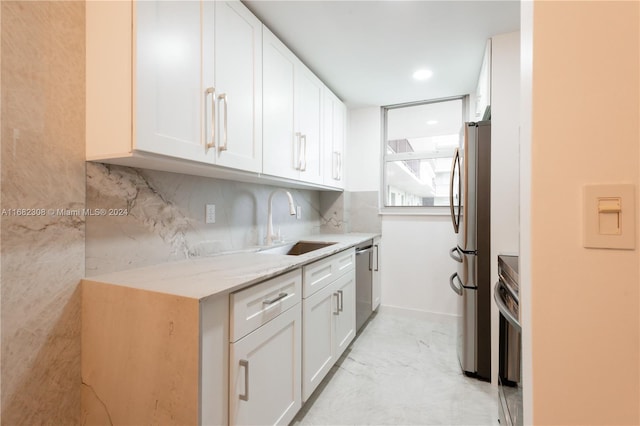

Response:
(82, 233), (380, 300)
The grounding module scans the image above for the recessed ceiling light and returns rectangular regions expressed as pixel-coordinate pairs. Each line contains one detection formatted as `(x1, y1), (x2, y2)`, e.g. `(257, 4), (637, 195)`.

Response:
(427, 120), (438, 125)
(412, 69), (433, 81)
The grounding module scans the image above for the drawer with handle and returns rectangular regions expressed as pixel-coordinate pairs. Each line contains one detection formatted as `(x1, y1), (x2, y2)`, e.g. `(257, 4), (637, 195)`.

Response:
(230, 269), (302, 342)
(303, 248), (355, 298)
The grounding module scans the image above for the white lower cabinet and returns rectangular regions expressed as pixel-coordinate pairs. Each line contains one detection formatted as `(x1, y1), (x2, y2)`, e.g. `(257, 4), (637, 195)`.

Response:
(229, 303), (302, 426)
(302, 281), (336, 401)
(333, 272), (356, 357)
(229, 270), (302, 426)
(82, 246), (370, 426)
(303, 248), (355, 297)
(302, 249), (356, 402)
(372, 237), (382, 310)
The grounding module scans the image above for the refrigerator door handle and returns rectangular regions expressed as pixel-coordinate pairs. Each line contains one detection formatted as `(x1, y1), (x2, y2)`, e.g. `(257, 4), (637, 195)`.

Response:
(449, 247), (463, 263)
(449, 272), (464, 296)
(449, 148), (461, 233)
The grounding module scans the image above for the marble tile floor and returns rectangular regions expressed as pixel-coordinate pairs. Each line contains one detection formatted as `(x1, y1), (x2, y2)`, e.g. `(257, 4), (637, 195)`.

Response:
(292, 307), (499, 426)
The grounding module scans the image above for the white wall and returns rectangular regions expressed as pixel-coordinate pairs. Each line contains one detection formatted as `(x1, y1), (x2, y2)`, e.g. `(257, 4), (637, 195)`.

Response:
(348, 106), (460, 316)
(346, 107), (380, 192)
(347, 33), (521, 319)
(489, 31), (520, 386)
(381, 215), (458, 315)
(520, 3), (533, 421)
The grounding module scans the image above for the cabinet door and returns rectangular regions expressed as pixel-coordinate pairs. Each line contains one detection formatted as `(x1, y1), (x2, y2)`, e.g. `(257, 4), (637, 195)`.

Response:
(230, 306), (301, 426)
(214, 1), (263, 172)
(372, 238), (381, 310)
(474, 39), (492, 120)
(333, 271), (356, 359)
(296, 64), (324, 184)
(262, 27), (299, 180)
(135, 1), (210, 163)
(323, 90), (346, 188)
(302, 282), (337, 401)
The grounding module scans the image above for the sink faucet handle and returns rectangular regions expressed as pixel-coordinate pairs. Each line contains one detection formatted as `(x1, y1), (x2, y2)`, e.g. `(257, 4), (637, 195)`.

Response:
(266, 188), (296, 245)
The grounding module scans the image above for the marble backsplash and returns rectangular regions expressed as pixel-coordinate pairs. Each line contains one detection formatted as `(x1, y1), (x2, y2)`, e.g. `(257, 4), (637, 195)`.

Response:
(86, 163), (324, 276)
(320, 190), (381, 234)
(1, 2), (85, 424)
(349, 191), (381, 233)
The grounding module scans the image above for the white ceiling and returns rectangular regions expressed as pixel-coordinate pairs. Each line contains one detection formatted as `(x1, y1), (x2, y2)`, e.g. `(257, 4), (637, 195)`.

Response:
(243, 1), (520, 109)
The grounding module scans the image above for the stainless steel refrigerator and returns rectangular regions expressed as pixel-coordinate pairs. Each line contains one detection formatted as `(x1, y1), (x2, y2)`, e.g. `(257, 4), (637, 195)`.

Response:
(448, 121), (491, 381)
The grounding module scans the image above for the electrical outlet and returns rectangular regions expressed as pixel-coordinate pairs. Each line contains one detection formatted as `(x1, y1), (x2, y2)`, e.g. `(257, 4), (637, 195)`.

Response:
(296, 205), (302, 219)
(205, 204), (216, 224)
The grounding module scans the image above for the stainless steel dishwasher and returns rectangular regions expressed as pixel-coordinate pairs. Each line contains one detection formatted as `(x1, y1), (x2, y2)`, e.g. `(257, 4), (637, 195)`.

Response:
(355, 240), (374, 332)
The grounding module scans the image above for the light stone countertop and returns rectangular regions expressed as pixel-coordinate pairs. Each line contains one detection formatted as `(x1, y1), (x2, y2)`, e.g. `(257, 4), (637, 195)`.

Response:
(82, 233), (379, 300)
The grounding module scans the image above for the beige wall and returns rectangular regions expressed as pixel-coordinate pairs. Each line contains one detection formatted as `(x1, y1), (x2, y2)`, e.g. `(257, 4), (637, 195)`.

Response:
(528, 1), (639, 424)
(1, 2), (85, 423)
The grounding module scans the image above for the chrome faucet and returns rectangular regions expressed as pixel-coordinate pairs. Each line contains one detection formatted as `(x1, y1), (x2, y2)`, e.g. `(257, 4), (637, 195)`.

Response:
(266, 189), (296, 245)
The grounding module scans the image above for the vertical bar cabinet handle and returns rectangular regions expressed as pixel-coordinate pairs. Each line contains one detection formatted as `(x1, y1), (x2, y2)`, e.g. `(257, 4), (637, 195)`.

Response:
(239, 359), (249, 401)
(205, 87), (215, 152)
(295, 132), (302, 170)
(300, 134), (307, 171)
(218, 93), (228, 152)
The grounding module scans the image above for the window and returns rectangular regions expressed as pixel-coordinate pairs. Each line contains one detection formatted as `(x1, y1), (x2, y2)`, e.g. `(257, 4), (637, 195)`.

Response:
(382, 97), (466, 211)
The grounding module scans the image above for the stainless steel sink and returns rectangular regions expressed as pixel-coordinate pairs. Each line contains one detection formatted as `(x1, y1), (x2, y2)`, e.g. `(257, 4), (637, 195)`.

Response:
(259, 241), (337, 256)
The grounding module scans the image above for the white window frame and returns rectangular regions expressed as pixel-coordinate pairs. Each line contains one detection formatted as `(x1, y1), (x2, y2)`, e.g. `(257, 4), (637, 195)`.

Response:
(380, 95), (468, 216)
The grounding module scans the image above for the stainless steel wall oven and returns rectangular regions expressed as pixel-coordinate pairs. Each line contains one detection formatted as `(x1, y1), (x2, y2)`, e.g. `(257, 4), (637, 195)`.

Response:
(495, 255), (522, 426)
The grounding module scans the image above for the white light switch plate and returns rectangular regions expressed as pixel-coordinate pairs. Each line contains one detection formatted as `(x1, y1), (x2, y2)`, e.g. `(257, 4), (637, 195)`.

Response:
(205, 204), (216, 224)
(583, 184), (634, 249)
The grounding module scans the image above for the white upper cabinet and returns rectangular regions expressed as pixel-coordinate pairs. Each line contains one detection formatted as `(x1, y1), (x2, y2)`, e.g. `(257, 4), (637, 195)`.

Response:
(263, 27), (324, 185)
(262, 27), (299, 180)
(212, 1), (263, 173)
(87, 0), (262, 173)
(88, 1), (343, 189)
(474, 39), (492, 121)
(135, 1), (209, 163)
(323, 90), (346, 188)
(295, 65), (324, 185)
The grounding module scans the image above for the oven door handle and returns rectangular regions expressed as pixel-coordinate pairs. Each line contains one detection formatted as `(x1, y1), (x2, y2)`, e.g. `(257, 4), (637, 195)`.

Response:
(494, 281), (521, 332)
(498, 273), (519, 303)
